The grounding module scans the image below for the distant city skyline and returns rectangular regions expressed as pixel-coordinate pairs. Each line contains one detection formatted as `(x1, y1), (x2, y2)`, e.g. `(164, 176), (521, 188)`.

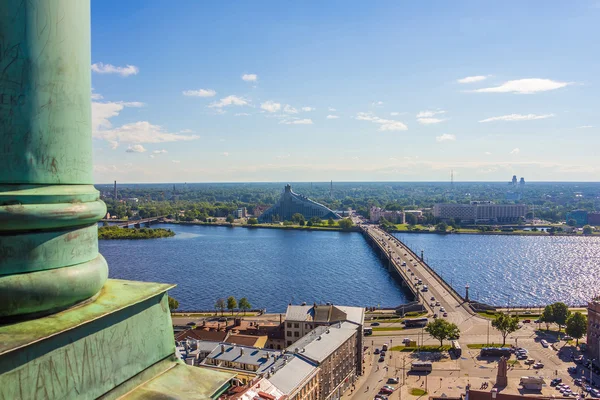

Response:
(91, 1), (599, 183)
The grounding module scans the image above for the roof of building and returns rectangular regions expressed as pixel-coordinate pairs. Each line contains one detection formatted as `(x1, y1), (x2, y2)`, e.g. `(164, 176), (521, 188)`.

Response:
(202, 343), (285, 375)
(287, 322), (357, 364)
(225, 334), (268, 348)
(267, 356), (318, 395)
(285, 304), (364, 326)
(175, 328), (229, 342)
(224, 377), (284, 400)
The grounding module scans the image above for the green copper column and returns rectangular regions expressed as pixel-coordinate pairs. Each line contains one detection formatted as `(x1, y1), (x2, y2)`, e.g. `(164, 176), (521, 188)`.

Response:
(0, 1), (108, 318)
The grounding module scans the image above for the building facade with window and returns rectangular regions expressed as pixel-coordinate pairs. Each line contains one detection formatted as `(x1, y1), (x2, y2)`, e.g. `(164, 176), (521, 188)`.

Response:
(289, 323), (359, 400)
(587, 299), (600, 362)
(433, 202), (527, 223)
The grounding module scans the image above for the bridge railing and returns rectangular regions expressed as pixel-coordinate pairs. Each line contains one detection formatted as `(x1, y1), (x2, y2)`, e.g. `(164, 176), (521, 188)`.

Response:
(385, 231), (477, 316)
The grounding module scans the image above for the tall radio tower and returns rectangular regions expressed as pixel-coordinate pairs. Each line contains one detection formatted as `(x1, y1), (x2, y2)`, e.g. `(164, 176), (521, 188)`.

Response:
(450, 170), (454, 189)
(330, 180), (333, 198)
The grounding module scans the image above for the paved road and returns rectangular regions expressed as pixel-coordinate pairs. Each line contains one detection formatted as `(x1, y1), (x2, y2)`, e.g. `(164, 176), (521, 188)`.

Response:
(364, 226), (480, 336)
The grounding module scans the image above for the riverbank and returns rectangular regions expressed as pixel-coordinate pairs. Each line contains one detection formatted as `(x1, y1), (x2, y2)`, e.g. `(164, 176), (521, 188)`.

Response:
(166, 220), (360, 232)
(98, 226), (175, 239)
(386, 224), (596, 237)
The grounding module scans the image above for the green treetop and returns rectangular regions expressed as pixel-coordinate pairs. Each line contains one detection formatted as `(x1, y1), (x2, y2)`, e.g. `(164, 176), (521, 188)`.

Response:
(565, 312), (587, 345)
(227, 296), (237, 314)
(425, 318), (460, 347)
(491, 313), (520, 346)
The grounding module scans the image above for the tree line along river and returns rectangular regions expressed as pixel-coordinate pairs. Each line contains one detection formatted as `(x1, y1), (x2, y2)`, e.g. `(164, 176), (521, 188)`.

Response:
(99, 223), (600, 312)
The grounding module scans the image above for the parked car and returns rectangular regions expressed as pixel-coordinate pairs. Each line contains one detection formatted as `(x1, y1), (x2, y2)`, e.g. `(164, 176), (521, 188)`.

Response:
(541, 339), (549, 347)
(523, 319), (531, 323)
(443, 312), (448, 317)
(371, 322), (380, 326)
(402, 338), (411, 344)
(375, 395), (388, 400)
(374, 348), (380, 354)
(550, 378), (562, 386)
(563, 335), (573, 341)
(379, 355), (386, 362)
(379, 387), (393, 395)
(433, 313), (438, 318)
(533, 362), (544, 369)
(525, 359), (535, 365)
(387, 377), (399, 384)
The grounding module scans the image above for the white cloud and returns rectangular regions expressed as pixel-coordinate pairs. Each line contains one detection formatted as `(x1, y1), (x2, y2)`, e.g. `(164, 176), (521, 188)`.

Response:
(261, 101), (281, 113)
(95, 121), (200, 144)
(301, 107), (315, 112)
(479, 113), (554, 123)
(578, 125), (593, 129)
(326, 115), (339, 119)
(172, 160), (181, 164)
(235, 113), (251, 116)
(510, 148), (520, 155)
(91, 89), (103, 100)
(436, 133), (456, 142)
(92, 100), (144, 132)
(209, 95), (248, 108)
(328, 107), (337, 112)
(379, 120), (408, 131)
(153, 149), (168, 154)
(242, 74), (258, 82)
(484, 151), (492, 155)
(282, 118), (313, 125)
(126, 144), (146, 153)
(457, 75), (487, 84)
(283, 104), (298, 114)
(222, 152), (229, 156)
(180, 129), (194, 133)
(372, 101), (384, 106)
(472, 78), (570, 94)
(108, 140), (119, 150)
(417, 117), (446, 125)
(390, 112), (399, 116)
(416, 110), (446, 118)
(91, 62), (139, 77)
(182, 89), (216, 97)
(355, 112), (408, 131)
(276, 154), (291, 159)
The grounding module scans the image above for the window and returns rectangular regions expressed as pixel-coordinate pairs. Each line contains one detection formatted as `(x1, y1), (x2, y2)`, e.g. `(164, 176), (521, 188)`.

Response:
(287, 331), (292, 337)
(287, 323), (292, 328)
(294, 323), (299, 328)
(287, 340), (293, 346)
(294, 331), (300, 337)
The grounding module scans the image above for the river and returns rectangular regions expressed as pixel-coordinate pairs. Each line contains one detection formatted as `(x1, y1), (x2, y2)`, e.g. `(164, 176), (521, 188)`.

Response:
(100, 224), (599, 311)
(100, 224), (408, 312)
(394, 232), (600, 307)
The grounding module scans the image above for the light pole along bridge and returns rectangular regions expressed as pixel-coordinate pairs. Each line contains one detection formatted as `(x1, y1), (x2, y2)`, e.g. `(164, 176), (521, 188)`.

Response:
(360, 225), (478, 327)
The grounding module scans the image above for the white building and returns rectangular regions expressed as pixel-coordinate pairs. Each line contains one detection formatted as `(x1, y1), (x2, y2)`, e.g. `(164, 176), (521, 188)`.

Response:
(433, 202), (527, 223)
(369, 207), (405, 224)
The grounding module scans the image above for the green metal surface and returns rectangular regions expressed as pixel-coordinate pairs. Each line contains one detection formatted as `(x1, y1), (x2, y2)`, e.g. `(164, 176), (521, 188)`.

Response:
(0, 1), (106, 318)
(0, 1), (93, 184)
(0, 280), (176, 400)
(120, 364), (235, 400)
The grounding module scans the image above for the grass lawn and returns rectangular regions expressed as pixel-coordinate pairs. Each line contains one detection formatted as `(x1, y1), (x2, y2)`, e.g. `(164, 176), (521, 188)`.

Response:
(466, 344), (505, 349)
(391, 345), (451, 352)
(508, 359), (521, 366)
(373, 327), (405, 332)
(410, 388), (428, 396)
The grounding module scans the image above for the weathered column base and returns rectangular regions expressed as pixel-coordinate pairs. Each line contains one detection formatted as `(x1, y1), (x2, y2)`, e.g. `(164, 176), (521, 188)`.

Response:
(0, 279), (234, 400)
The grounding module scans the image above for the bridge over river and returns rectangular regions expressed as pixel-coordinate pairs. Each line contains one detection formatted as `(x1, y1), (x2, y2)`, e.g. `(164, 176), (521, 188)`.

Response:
(361, 225), (482, 331)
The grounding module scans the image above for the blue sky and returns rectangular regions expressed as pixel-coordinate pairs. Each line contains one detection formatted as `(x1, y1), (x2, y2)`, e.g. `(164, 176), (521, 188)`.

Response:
(91, 1), (600, 183)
